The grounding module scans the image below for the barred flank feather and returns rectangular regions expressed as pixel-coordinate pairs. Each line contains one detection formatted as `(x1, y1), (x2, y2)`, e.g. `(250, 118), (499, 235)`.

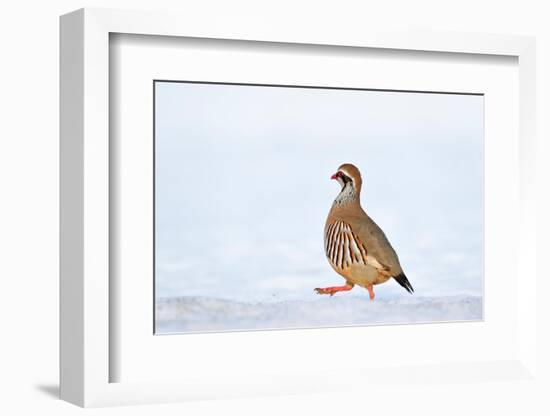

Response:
(393, 273), (414, 294)
(325, 220), (368, 270)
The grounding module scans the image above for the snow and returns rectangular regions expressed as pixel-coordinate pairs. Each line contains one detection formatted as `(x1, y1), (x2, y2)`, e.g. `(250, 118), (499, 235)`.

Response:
(155, 295), (482, 334)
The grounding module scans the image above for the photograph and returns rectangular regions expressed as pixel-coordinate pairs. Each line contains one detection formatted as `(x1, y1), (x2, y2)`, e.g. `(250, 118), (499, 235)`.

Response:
(154, 81), (483, 334)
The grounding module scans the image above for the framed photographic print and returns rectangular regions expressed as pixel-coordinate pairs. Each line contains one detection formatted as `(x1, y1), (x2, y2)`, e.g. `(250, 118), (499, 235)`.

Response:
(60, 8), (538, 408)
(153, 80), (483, 334)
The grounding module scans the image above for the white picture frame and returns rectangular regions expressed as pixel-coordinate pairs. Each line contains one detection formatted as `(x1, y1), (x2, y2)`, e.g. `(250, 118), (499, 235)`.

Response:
(60, 7), (537, 408)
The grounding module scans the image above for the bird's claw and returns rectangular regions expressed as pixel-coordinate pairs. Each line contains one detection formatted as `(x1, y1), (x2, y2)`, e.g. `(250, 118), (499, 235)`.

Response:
(315, 284), (354, 296)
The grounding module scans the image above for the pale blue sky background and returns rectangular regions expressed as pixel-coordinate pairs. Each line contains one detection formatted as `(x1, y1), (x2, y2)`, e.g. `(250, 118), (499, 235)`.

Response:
(155, 82), (483, 303)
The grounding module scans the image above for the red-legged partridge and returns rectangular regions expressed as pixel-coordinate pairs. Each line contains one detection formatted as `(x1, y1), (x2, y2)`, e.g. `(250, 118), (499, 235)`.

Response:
(315, 163), (414, 300)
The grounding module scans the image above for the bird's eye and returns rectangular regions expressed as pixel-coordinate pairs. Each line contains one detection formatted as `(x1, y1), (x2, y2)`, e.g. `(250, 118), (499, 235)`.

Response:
(337, 172), (343, 178)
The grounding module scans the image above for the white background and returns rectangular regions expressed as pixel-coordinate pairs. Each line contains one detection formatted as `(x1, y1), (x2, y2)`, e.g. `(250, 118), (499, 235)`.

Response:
(153, 82), (484, 304)
(1, 1), (549, 415)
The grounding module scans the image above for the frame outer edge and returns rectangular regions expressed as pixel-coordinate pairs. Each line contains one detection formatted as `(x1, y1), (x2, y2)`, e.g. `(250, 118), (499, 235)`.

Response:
(59, 8), (85, 407)
(517, 39), (537, 376)
(82, 8), (111, 407)
(58, 6), (538, 407)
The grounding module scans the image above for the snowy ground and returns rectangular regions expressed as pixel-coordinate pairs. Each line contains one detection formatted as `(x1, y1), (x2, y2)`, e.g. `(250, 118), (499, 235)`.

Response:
(155, 295), (482, 334)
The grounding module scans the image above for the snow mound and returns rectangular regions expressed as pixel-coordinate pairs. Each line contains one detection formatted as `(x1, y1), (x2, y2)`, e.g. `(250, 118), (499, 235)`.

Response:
(155, 295), (482, 334)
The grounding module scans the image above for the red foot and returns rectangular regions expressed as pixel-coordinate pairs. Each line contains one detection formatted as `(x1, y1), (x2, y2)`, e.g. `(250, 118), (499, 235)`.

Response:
(367, 284), (375, 300)
(314, 284), (353, 296)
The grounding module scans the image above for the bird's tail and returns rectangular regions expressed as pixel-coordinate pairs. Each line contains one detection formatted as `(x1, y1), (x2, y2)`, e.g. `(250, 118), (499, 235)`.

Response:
(394, 273), (414, 294)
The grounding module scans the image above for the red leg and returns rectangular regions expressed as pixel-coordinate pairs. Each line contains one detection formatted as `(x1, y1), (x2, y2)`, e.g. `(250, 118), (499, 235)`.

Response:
(367, 284), (375, 300)
(314, 284), (354, 296)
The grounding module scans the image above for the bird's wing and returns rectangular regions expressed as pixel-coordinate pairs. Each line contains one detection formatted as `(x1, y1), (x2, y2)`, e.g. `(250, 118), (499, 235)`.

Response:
(348, 213), (403, 275)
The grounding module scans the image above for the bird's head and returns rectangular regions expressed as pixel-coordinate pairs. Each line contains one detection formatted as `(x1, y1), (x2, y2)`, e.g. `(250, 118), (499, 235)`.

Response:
(331, 163), (362, 194)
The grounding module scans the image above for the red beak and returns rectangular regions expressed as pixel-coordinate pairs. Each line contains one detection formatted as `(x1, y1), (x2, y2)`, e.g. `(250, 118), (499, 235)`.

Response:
(330, 173), (338, 180)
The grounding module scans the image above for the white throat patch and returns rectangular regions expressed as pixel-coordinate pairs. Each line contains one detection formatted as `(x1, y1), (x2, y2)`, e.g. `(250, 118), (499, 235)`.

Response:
(334, 182), (356, 205)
